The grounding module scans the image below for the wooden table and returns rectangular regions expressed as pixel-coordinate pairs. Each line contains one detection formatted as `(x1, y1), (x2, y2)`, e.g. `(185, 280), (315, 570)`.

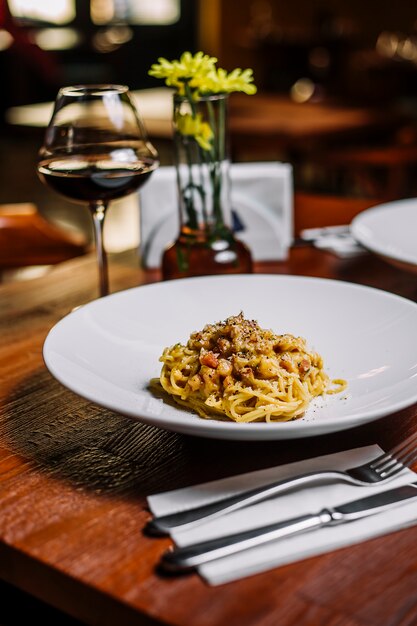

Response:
(228, 93), (409, 161)
(6, 87), (408, 163)
(2, 232), (417, 625)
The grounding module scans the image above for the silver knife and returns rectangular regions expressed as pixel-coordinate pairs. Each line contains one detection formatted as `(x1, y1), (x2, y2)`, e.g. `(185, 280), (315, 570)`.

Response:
(159, 482), (417, 573)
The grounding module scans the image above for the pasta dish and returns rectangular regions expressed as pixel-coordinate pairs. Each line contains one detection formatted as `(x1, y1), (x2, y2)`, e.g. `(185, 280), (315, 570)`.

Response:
(151, 313), (346, 423)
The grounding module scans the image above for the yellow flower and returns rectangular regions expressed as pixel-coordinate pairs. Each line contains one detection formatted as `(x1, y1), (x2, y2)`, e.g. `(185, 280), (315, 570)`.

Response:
(148, 51), (217, 94)
(148, 51), (257, 98)
(196, 68), (257, 95)
(175, 112), (214, 151)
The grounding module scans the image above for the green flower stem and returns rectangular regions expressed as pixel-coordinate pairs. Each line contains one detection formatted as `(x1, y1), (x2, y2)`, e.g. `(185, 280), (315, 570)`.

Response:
(176, 89), (209, 230)
(200, 98), (227, 233)
(218, 97), (226, 162)
(184, 139), (200, 229)
(184, 83), (197, 116)
(206, 100), (219, 161)
(206, 98), (227, 232)
(185, 84), (211, 229)
(176, 91), (229, 239)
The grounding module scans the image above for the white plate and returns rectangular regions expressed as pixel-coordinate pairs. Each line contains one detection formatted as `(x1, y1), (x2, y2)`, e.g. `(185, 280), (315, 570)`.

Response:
(351, 198), (417, 273)
(43, 275), (417, 441)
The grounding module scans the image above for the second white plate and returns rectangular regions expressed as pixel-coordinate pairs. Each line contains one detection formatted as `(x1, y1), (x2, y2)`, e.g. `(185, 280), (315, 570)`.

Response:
(351, 197), (417, 272)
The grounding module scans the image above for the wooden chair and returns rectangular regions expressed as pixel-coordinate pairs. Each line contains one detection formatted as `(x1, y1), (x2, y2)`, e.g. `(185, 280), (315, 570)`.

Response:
(315, 141), (417, 201)
(0, 203), (88, 281)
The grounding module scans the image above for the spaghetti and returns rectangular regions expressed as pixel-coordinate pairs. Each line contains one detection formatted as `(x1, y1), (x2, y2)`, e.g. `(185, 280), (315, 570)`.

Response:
(151, 313), (346, 423)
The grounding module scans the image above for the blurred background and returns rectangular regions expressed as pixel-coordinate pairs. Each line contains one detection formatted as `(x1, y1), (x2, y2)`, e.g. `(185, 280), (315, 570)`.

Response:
(2, 0), (417, 264)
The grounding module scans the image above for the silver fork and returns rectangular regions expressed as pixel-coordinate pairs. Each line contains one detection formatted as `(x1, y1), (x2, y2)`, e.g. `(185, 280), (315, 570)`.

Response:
(146, 431), (417, 536)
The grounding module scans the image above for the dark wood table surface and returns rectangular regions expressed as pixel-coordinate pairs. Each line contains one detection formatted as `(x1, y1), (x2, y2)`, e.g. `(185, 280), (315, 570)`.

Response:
(228, 93), (409, 162)
(2, 221), (417, 626)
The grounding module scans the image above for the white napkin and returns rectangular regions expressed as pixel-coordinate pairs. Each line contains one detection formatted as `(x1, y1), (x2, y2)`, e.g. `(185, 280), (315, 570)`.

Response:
(139, 162), (293, 267)
(147, 446), (417, 585)
(299, 225), (366, 259)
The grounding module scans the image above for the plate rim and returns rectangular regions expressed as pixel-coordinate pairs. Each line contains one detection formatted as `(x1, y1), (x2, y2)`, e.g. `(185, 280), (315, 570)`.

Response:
(351, 197), (417, 267)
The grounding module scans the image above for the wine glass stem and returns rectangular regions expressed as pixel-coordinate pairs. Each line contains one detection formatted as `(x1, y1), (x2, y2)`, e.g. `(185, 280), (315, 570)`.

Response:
(90, 202), (109, 297)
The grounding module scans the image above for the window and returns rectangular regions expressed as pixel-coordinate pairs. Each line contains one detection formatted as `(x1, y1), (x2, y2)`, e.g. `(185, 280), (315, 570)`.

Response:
(7, 0), (76, 24)
(90, 0), (180, 26)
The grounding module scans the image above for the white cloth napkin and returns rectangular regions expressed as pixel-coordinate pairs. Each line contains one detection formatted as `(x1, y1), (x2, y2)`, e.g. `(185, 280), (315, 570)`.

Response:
(147, 445), (417, 585)
(299, 225), (366, 258)
(139, 162), (293, 267)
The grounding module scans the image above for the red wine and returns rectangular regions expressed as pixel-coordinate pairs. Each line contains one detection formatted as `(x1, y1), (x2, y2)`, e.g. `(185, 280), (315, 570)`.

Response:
(38, 155), (157, 204)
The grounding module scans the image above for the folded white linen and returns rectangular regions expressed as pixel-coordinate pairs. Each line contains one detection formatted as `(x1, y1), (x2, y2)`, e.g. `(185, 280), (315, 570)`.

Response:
(139, 162), (293, 267)
(299, 225), (366, 258)
(147, 445), (417, 585)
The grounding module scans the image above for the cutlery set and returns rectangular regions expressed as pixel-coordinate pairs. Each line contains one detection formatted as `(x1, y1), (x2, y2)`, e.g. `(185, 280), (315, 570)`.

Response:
(161, 483), (417, 572)
(146, 432), (417, 574)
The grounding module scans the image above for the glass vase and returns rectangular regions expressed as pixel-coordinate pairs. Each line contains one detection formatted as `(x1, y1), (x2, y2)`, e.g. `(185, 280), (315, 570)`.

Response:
(162, 92), (253, 280)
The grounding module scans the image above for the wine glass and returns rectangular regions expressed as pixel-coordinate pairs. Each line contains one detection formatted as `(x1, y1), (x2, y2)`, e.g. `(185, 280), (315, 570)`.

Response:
(37, 84), (159, 297)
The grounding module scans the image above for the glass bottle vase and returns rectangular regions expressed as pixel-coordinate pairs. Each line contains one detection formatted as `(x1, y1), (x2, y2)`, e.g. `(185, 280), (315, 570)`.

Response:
(162, 92), (252, 280)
